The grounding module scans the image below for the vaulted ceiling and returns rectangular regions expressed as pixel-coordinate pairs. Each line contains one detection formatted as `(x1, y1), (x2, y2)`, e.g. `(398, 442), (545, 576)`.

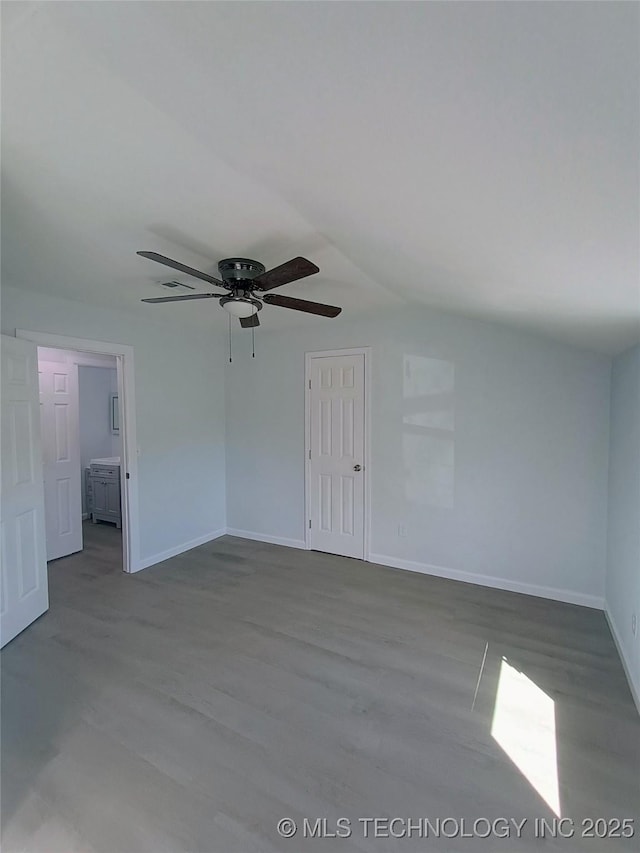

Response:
(2, 1), (638, 352)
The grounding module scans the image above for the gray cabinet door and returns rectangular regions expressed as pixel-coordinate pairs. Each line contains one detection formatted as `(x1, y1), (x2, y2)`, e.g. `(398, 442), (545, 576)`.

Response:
(106, 480), (120, 515)
(92, 479), (108, 514)
(90, 472), (121, 527)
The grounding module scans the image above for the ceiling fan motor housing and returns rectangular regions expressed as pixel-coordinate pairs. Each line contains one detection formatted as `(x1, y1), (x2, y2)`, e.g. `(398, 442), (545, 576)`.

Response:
(218, 258), (265, 286)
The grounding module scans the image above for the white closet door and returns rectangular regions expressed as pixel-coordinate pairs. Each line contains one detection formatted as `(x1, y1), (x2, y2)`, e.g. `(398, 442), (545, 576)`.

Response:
(309, 354), (365, 559)
(39, 361), (83, 561)
(1, 335), (49, 647)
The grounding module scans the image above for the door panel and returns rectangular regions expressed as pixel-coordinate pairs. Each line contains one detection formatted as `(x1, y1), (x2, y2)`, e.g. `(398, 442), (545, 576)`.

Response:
(93, 481), (106, 514)
(106, 481), (120, 515)
(1, 335), (49, 647)
(340, 476), (354, 535)
(56, 478), (72, 534)
(39, 362), (82, 561)
(309, 354), (365, 559)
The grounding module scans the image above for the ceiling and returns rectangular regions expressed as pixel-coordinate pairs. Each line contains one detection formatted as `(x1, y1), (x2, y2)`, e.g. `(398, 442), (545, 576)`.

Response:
(2, 1), (638, 353)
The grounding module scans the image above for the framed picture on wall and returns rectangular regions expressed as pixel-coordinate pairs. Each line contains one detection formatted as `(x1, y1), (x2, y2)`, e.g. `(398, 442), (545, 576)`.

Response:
(110, 393), (120, 434)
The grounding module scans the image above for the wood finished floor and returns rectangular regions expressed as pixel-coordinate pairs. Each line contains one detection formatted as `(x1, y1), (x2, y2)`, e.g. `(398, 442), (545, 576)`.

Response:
(2, 522), (638, 852)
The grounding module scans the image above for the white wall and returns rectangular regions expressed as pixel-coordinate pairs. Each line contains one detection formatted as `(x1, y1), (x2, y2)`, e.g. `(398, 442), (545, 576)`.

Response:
(110, 368), (121, 460)
(37, 345), (116, 369)
(3, 285), (227, 567)
(4, 282), (616, 613)
(605, 344), (640, 708)
(225, 308), (611, 606)
(78, 365), (118, 514)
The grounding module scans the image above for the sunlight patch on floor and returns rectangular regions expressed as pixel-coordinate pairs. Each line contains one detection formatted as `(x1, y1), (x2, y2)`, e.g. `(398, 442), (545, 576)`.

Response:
(491, 657), (560, 816)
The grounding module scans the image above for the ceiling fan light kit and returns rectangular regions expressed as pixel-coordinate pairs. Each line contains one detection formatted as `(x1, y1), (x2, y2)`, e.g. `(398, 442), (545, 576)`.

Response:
(137, 249), (341, 359)
(219, 295), (261, 318)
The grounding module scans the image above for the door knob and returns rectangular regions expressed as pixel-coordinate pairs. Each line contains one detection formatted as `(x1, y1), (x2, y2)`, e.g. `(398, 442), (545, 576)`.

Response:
(353, 464), (362, 472)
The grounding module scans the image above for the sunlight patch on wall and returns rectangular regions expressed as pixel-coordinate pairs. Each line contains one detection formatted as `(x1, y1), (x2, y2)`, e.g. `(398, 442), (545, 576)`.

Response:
(402, 355), (455, 508)
(491, 657), (560, 816)
(402, 432), (455, 508)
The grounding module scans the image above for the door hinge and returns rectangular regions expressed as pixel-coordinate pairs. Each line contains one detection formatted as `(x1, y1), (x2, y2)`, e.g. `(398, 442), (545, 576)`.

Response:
(125, 472), (130, 480)
(309, 519), (312, 529)
(308, 449), (311, 460)
(308, 379), (311, 389)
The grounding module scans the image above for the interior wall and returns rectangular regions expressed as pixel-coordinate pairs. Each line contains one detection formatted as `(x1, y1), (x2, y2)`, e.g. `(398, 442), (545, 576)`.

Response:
(605, 344), (640, 707)
(5, 281), (616, 611)
(225, 307), (611, 605)
(3, 285), (227, 567)
(37, 345), (116, 368)
(110, 369), (121, 460)
(78, 365), (118, 514)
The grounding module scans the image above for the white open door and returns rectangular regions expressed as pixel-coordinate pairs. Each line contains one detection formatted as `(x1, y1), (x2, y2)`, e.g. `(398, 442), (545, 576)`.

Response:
(309, 353), (366, 559)
(38, 361), (83, 561)
(1, 335), (49, 648)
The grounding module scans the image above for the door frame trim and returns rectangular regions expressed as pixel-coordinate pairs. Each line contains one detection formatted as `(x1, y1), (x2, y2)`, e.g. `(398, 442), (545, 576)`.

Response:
(304, 347), (371, 560)
(15, 330), (139, 574)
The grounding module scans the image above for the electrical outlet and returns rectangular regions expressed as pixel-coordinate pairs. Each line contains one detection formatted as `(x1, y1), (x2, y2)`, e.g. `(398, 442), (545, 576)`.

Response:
(632, 613), (637, 637)
(398, 525), (407, 538)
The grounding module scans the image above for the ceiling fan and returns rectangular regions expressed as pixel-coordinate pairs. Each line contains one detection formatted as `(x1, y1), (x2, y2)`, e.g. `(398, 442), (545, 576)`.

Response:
(137, 251), (341, 327)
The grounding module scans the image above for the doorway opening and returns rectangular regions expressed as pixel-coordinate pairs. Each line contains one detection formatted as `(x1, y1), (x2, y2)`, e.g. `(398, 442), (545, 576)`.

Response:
(37, 347), (123, 571)
(16, 330), (139, 574)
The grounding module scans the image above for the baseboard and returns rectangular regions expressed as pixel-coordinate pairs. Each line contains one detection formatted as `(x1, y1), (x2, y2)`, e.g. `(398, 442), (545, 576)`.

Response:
(368, 552), (605, 610)
(135, 528), (227, 572)
(225, 527), (307, 550)
(220, 534), (603, 609)
(82, 513), (90, 521)
(604, 607), (640, 716)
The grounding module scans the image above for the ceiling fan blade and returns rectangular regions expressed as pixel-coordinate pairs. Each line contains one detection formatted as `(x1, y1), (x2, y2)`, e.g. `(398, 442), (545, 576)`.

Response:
(262, 293), (341, 317)
(252, 257), (319, 291)
(137, 251), (226, 289)
(141, 293), (219, 304)
(239, 313), (260, 328)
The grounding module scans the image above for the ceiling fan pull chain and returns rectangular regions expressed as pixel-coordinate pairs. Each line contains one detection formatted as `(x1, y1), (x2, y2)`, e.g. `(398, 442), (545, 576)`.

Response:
(228, 313), (232, 363)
